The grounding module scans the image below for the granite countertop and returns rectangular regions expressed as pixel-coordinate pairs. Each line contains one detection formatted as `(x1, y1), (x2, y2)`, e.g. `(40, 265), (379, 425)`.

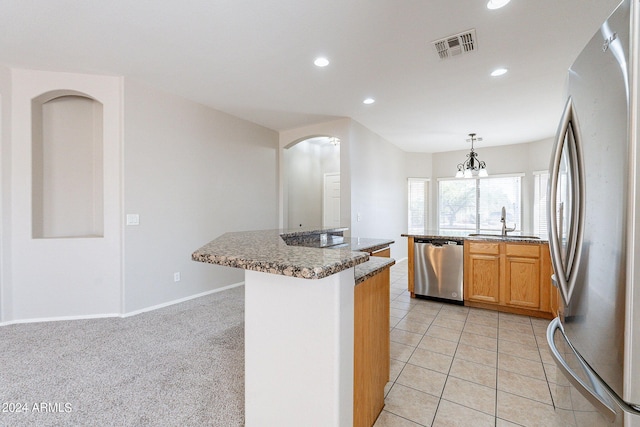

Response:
(282, 235), (393, 253)
(192, 227), (390, 280)
(342, 237), (394, 253)
(355, 256), (395, 284)
(402, 229), (548, 243)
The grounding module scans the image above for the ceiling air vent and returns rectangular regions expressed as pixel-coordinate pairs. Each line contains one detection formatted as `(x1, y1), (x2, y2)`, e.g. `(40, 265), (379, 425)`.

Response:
(433, 29), (477, 59)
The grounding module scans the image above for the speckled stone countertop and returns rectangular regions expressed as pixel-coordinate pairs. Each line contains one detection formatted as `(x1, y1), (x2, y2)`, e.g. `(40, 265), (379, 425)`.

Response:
(343, 237), (394, 253)
(401, 229), (548, 244)
(192, 228), (384, 280)
(355, 256), (395, 284)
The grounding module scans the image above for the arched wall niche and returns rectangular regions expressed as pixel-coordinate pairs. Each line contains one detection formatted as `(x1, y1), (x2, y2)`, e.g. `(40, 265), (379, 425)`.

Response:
(283, 134), (341, 229)
(32, 89), (104, 238)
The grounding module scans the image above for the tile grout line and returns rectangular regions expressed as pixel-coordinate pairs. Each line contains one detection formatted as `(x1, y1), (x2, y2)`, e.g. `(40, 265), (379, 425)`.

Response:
(435, 305), (481, 425)
(386, 266), (439, 425)
(533, 323), (558, 411)
(385, 261), (573, 426)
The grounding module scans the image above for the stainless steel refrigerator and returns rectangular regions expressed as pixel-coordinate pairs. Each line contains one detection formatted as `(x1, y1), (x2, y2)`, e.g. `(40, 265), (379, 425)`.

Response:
(546, 0), (640, 425)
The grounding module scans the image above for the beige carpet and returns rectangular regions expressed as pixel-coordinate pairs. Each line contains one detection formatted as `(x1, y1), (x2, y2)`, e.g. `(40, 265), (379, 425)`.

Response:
(0, 286), (245, 427)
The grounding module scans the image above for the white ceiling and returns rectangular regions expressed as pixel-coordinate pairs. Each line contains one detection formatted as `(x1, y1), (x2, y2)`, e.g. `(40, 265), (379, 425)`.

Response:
(0, 0), (622, 152)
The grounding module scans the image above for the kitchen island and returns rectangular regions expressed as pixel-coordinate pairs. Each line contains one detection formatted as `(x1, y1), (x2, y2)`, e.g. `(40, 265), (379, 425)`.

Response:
(192, 228), (394, 427)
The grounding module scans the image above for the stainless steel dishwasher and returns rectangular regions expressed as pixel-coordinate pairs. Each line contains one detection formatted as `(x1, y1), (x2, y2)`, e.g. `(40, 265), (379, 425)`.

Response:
(414, 238), (464, 304)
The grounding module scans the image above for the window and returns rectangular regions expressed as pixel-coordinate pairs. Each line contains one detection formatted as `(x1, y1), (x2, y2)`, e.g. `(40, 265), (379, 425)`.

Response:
(408, 178), (429, 233)
(438, 175), (522, 233)
(533, 171), (549, 237)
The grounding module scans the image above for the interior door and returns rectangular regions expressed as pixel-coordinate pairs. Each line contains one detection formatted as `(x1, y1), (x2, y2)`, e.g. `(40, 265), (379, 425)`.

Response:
(323, 173), (341, 228)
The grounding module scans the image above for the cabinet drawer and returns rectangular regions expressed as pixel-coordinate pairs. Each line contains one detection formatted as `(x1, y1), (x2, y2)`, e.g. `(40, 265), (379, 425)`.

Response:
(467, 242), (500, 255)
(505, 244), (539, 258)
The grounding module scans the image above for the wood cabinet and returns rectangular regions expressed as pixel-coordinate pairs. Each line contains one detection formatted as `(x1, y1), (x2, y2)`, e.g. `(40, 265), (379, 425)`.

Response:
(354, 267), (390, 427)
(464, 240), (553, 318)
(505, 244), (542, 309)
(465, 242), (501, 304)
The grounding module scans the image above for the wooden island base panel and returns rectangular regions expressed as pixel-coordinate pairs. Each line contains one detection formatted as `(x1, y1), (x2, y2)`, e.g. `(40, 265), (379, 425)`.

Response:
(404, 234), (559, 319)
(354, 265), (390, 427)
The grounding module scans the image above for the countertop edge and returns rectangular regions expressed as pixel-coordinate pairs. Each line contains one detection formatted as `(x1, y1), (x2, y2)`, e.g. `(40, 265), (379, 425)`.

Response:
(191, 250), (370, 280)
(354, 257), (396, 285)
(401, 233), (548, 244)
(191, 228), (377, 280)
(345, 238), (395, 253)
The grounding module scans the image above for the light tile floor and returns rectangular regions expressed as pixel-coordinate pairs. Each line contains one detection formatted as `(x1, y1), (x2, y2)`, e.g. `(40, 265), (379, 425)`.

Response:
(375, 259), (607, 427)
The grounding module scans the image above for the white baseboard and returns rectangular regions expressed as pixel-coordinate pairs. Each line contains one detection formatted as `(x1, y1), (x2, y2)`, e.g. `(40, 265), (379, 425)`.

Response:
(0, 281), (245, 326)
(122, 281), (244, 318)
(0, 312), (122, 326)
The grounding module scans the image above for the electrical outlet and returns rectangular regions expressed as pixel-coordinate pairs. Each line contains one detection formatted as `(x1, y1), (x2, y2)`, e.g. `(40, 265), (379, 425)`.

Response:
(173, 272), (181, 282)
(357, 213), (362, 222)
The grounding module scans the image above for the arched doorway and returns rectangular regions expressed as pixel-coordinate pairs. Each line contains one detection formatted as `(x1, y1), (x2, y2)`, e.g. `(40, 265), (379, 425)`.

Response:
(284, 136), (341, 229)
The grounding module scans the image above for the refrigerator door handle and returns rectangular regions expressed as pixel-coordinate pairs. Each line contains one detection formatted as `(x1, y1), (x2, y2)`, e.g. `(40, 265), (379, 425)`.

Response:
(547, 97), (586, 306)
(546, 317), (617, 422)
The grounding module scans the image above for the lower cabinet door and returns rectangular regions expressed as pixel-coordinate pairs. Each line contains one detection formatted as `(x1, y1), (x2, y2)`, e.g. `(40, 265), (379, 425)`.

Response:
(505, 256), (541, 309)
(466, 253), (501, 304)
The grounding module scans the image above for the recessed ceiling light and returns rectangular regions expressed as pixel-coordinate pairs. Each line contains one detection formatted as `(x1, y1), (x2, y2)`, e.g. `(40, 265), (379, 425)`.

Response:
(487, 0), (511, 9)
(490, 68), (508, 77)
(363, 98), (375, 105)
(314, 57), (329, 67)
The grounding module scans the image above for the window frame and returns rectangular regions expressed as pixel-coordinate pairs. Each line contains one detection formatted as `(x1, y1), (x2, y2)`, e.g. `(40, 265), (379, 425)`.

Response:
(533, 169), (550, 238)
(407, 177), (430, 234)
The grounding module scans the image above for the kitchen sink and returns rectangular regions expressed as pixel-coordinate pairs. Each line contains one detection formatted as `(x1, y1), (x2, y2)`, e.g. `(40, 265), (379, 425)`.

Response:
(468, 233), (541, 240)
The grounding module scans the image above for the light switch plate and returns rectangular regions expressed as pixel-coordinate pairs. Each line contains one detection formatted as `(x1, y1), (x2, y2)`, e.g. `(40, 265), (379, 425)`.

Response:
(126, 214), (140, 226)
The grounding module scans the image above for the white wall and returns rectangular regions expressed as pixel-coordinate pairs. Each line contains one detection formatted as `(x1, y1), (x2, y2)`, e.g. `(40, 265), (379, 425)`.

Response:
(0, 65), (11, 322)
(348, 120), (407, 259)
(405, 152), (433, 178)
(6, 69), (123, 322)
(122, 79), (278, 313)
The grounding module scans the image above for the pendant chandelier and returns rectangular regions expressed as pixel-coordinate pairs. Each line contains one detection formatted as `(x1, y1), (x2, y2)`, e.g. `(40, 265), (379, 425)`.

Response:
(455, 133), (488, 178)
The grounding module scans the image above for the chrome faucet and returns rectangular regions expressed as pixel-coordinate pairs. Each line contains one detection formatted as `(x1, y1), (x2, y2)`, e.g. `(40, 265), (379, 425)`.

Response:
(500, 206), (516, 236)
